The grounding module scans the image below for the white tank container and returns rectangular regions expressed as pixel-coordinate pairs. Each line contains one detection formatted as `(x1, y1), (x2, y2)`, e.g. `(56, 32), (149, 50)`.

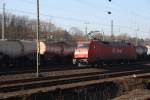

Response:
(0, 40), (46, 58)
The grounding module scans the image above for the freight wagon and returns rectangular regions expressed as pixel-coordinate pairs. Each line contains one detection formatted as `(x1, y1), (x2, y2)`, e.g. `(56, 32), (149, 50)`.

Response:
(0, 40), (75, 66)
(135, 45), (148, 60)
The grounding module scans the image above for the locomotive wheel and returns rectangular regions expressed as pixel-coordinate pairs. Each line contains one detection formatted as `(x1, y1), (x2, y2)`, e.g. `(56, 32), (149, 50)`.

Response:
(77, 62), (87, 67)
(78, 62), (82, 67)
(92, 64), (99, 68)
(73, 59), (77, 65)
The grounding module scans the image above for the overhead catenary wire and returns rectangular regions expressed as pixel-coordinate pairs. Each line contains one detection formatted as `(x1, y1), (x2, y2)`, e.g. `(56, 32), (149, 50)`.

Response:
(0, 8), (146, 35)
(0, 1), (149, 38)
(0, 8), (88, 22)
(107, 0), (150, 21)
(74, 0), (150, 22)
(2, 0), (150, 22)
(72, 0), (149, 35)
(1, 0), (148, 26)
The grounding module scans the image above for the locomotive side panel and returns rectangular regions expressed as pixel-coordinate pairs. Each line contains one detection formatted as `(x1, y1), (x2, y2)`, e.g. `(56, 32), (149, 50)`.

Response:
(88, 40), (137, 64)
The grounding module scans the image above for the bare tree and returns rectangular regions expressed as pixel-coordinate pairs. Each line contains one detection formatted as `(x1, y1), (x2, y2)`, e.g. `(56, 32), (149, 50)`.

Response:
(116, 33), (129, 40)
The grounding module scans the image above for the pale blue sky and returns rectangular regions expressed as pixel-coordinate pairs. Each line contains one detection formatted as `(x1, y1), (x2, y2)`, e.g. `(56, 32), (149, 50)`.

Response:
(0, 0), (150, 39)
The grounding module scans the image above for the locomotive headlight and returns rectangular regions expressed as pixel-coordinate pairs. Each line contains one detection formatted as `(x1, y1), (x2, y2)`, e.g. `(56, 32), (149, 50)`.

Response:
(75, 51), (88, 55)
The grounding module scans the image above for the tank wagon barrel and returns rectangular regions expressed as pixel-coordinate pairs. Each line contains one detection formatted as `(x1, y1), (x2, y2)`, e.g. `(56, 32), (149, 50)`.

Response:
(135, 46), (148, 56)
(0, 40), (36, 58)
(42, 41), (76, 63)
(135, 45), (148, 60)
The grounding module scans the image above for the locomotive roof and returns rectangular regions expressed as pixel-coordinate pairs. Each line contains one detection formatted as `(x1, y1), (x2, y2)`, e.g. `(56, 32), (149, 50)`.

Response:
(94, 40), (132, 46)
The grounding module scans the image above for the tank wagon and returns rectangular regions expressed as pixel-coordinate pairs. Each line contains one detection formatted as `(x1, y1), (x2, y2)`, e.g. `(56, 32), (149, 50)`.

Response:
(73, 40), (137, 66)
(135, 45), (148, 60)
(0, 40), (76, 66)
(42, 41), (76, 64)
(0, 40), (45, 66)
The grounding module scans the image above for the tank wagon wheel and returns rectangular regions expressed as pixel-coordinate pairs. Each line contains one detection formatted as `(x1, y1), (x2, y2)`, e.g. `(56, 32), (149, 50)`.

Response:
(127, 60), (130, 65)
(122, 59), (126, 65)
(123, 59), (128, 65)
(0, 53), (4, 67)
(1, 55), (12, 67)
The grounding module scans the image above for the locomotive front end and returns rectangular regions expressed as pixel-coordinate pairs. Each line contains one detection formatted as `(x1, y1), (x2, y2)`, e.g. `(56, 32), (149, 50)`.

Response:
(73, 41), (89, 66)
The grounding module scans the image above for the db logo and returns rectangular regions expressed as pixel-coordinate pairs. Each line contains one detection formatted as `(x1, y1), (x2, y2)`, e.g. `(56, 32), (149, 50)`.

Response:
(112, 48), (122, 54)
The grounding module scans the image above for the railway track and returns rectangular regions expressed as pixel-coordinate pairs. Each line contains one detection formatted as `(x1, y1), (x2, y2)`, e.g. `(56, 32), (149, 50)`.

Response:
(0, 65), (92, 76)
(0, 65), (150, 99)
(0, 61), (149, 76)
(0, 69), (150, 91)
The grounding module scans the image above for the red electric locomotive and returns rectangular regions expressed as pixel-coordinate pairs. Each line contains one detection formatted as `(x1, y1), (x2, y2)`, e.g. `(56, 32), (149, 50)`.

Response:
(73, 40), (137, 66)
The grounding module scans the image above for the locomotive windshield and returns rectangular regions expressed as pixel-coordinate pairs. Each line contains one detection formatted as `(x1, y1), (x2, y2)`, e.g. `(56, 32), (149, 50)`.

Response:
(77, 43), (89, 48)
